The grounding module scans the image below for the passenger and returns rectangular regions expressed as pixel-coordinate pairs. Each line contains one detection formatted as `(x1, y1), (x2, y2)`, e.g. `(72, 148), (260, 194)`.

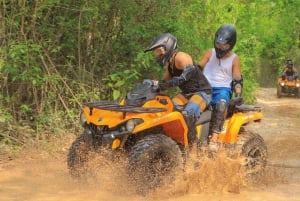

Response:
(198, 24), (243, 151)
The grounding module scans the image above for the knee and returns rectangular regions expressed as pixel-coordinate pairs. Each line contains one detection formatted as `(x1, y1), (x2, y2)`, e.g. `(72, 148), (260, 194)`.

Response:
(216, 99), (227, 114)
(184, 103), (200, 119)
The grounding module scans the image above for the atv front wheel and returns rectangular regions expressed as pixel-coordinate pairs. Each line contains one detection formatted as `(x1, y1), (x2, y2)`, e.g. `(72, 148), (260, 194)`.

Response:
(67, 133), (95, 178)
(237, 132), (268, 178)
(127, 134), (183, 195)
(296, 88), (300, 98)
(277, 85), (282, 98)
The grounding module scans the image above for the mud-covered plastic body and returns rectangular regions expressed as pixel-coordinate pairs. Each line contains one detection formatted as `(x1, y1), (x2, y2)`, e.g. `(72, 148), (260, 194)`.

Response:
(277, 77), (300, 98)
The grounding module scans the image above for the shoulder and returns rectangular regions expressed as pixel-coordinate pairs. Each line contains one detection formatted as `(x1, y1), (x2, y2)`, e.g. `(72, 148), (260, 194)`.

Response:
(232, 54), (240, 63)
(198, 49), (213, 68)
(175, 51), (193, 69)
(176, 51), (192, 59)
(204, 49), (213, 58)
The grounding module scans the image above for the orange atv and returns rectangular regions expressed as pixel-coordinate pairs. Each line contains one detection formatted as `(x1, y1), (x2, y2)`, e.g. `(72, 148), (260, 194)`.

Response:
(67, 82), (267, 194)
(277, 76), (300, 98)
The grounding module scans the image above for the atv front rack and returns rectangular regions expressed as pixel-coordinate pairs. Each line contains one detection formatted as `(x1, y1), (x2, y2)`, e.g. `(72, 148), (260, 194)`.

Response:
(83, 101), (167, 113)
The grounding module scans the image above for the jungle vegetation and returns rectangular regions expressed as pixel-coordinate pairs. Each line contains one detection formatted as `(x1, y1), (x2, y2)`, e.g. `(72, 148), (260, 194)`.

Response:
(0, 0), (299, 150)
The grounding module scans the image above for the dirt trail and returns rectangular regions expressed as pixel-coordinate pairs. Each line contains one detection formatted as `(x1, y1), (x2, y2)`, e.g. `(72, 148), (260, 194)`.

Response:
(0, 88), (300, 201)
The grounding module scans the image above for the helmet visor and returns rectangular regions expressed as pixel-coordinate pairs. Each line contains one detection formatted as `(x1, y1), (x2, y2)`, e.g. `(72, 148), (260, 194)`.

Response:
(215, 42), (230, 51)
(153, 47), (165, 56)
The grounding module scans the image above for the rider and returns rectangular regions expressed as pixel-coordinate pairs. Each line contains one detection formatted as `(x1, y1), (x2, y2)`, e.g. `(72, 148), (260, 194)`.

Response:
(144, 33), (212, 145)
(282, 59), (298, 81)
(198, 24), (243, 151)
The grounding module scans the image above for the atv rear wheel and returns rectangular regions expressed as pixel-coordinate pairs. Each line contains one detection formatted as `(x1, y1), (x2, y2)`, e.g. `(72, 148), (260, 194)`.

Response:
(127, 134), (183, 195)
(237, 131), (268, 178)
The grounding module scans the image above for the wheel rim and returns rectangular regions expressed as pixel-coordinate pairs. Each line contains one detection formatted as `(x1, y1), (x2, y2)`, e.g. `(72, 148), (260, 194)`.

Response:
(244, 146), (265, 173)
(146, 150), (178, 185)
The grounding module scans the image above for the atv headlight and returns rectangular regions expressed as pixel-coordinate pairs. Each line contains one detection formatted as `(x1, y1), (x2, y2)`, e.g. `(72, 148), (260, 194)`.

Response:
(126, 120), (135, 132)
(296, 83), (300, 87)
(126, 119), (144, 132)
(80, 112), (86, 126)
(281, 82), (285, 86)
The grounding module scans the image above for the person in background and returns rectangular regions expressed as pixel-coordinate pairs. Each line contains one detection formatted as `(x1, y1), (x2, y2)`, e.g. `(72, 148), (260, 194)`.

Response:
(144, 33), (212, 146)
(198, 24), (243, 151)
(282, 59), (298, 81)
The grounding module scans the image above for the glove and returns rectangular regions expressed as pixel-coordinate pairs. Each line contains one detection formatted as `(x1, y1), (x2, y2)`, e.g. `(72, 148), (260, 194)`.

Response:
(152, 80), (159, 87)
(142, 79), (159, 87)
(142, 79), (153, 86)
(232, 96), (243, 106)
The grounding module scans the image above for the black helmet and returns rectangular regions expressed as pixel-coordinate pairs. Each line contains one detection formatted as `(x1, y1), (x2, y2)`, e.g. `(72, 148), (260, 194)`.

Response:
(144, 33), (178, 66)
(214, 24), (237, 59)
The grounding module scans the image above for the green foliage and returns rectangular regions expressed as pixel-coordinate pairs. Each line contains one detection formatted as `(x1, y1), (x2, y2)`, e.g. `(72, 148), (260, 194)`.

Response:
(0, 0), (299, 148)
(251, 0), (300, 86)
(102, 67), (141, 100)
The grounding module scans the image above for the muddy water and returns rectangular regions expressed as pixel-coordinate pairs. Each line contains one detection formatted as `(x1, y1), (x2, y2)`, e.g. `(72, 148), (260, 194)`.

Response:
(0, 88), (300, 201)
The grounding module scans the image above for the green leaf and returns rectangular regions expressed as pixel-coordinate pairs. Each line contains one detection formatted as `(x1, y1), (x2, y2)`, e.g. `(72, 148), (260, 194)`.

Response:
(115, 80), (125, 87)
(113, 90), (120, 100)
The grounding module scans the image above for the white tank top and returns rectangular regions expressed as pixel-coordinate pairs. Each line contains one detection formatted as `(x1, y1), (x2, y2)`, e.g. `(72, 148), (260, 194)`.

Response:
(203, 48), (236, 88)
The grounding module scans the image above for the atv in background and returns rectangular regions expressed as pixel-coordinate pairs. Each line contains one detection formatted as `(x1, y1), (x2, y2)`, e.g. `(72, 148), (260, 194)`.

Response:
(277, 76), (300, 98)
(67, 82), (267, 194)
